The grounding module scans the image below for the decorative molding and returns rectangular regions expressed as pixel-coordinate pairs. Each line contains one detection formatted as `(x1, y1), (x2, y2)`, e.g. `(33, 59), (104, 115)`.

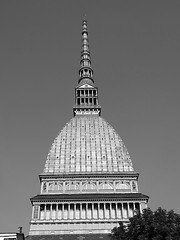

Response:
(41, 179), (138, 194)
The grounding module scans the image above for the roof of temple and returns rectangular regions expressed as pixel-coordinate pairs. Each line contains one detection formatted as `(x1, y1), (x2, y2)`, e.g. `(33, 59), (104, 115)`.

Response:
(43, 116), (134, 175)
(31, 193), (149, 202)
(77, 78), (95, 88)
(26, 234), (110, 240)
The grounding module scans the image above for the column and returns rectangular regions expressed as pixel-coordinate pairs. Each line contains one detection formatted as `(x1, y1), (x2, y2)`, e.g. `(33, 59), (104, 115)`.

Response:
(109, 203), (111, 219)
(60, 204), (63, 219)
(132, 202), (135, 217)
(128, 203), (133, 218)
(91, 203), (93, 219)
(116, 203), (121, 219)
(51, 204), (56, 220)
(69, 204), (74, 219)
(99, 203), (103, 219)
(89, 203), (93, 219)
(40, 205), (44, 220)
(68, 203), (70, 219)
(104, 203), (107, 219)
(133, 202), (136, 216)
(92, 203), (94, 219)
(140, 202), (143, 214)
(56, 204), (58, 219)
(64, 204), (68, 219)
(87, 203), (92, 219)
(81, 203), (86, 219)
(86, 203), (88, 219)
(44, 204), (47, 220)
(93, 203), (98, 219)
(74, 203), (76, 219)
(80, 203), (82, 219)
(135, 202), (140, 214)
(127, 202), (129, 218)
(120, 203), (123, 219)
(125, 203), (128, 218)
(97, 203), (100, 219)
(45, 204), (49, 220)
(54, 204), (57, 219)
(57, 204), (60, 219)
(50, 204), (52, 219)
(76, 203), (80, 219)
(122, 203), (127, 218)
(103, 203), (105, 219)
(114, 202), (117, 218)
(109, 202), (112, 219)
(111, 203), (116, 219)
(124, 203), (128, 218)
(62, 204), (64, 219)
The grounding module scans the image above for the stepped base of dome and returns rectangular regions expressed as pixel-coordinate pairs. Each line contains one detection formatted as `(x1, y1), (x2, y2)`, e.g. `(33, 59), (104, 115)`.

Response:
(28, 221), (119, 235)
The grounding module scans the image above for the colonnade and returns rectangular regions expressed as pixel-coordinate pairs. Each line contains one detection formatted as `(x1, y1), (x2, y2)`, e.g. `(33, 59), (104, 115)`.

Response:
(33, 202), (141, 221)
(76, 89), (97, 97)
(76, 97), (97, 106)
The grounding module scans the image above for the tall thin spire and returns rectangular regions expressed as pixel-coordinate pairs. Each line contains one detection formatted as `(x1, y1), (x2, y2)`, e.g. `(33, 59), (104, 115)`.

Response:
(73, 18), (101, 116)
(79, 17), (94, 83)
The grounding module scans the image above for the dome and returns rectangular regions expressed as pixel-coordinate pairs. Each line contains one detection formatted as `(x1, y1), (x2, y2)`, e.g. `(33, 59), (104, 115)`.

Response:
(44, 116), (134, 174)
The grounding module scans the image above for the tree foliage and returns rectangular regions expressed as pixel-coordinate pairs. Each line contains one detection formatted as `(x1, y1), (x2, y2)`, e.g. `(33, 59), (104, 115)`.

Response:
(111, 207), (180, 240)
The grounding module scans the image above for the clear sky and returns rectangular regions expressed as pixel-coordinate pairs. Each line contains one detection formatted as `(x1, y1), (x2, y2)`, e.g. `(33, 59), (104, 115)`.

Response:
(0, 0), (180, 235)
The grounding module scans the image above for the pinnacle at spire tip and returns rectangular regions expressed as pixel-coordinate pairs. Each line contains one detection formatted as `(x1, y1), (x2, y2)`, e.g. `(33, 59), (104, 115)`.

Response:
(83, 14), (87, 21)
(82, 15), (88, 33)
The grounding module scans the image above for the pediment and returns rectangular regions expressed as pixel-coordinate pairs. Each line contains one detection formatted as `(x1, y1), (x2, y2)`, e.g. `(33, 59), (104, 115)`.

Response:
(79, 84), (94, 88)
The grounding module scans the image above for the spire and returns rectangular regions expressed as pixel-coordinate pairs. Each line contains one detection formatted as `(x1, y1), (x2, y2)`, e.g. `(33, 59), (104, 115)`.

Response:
(78, 17), (94, 84)
(73, 18), (101, 116)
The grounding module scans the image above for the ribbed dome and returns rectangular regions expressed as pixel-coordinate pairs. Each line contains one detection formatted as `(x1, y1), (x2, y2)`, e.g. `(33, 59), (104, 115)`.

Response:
(44, 116), (134, 174)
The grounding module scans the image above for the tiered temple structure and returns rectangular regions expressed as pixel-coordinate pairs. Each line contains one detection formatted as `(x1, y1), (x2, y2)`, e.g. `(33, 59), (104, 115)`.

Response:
(28, 18), (149, 237)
